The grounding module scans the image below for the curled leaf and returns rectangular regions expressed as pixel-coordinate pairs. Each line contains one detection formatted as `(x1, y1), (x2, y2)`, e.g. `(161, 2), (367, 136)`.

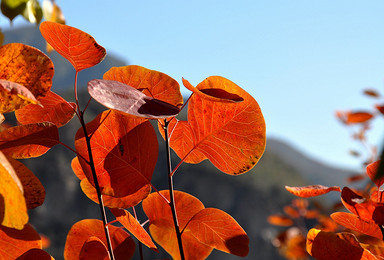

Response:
(285, 185), (341, 198)
(0, 79), (39, 113)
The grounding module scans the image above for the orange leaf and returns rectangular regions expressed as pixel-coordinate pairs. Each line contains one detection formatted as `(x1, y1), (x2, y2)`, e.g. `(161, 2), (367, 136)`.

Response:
(331, 212), (383, 239)
(80, 178), (150, 209)
(110, 208), (158, 251)
(0, 122), (59, 159)
(8, 157), (45, 209)
(341, 187), (374, 220)
(285, 185), (341, 198)
(363, 89), (381, 98)
(16, 248), (54, 260)
(0, 152), (28, 229)
(0, 224), (42, 259)
(103, 65), (183, 108)
(79, 236), (108, 260)
(187, 208), (249, 257)
(306, 229), (378, 260)
(40, 21), (106, 72)
(283, 205), (300, 219)
(162, 76), (266, 175)
(0, 79), (40, 113)
(346, 111), (374, 124)
(75, 110), (158, 198)
(0, 43), (53, 98)
(64, 219), (135, 260)
(71, 156), (86, 180)
(367, 160), (384, 188)
(268, 215), (294, 226)
(16, 91), (76, 127)
(142, 190), (212, 260)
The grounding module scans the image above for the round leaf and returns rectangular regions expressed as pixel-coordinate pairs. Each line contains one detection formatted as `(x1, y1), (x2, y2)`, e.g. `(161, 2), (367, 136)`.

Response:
(0, 79), (39, 113)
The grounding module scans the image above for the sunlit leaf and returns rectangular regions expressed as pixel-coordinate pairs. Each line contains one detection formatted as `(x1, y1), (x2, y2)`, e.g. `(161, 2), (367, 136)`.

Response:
(162, 76), (266, 175)
(0, 114), (4, 125)
(285, 185), (341, 198)
(75, 110), (158, 197)
(110, 208), (158, 251)
(363, 89), (381, 98)
(71, 156), (86, 180)
(367, 160), (384, 188)
(22, 0), (42, 24)
(79, 236), (108, 260)
(0, 152), (28, 229)
(0, 43), (53, 98)
(1, 0), (28, 22)
(64, 219), (135, 260)
(283, 205), (300, 219)
(0, 122), (59, 159)
(0, 224), (41, 258)
(142, 190), (212, 260)
(42, 0), (65, 24)
(16, 248), (54, 260)
(88, 79), (180, 119)
(268, 215), (294, 226)
(40, 21), (106, 72)
(306, 228), (377, 260)
(103, 65), (183, 108)
(331, 212), (382, 239)
(341, 187), (374, 220)
(16, 91), (76, 128)
(187, 208), (249, 257)
(375, 104), (384, 115)
(346, 111), (374, 124)
(8, 157), (45, 209)
(0, 79), (40, 113)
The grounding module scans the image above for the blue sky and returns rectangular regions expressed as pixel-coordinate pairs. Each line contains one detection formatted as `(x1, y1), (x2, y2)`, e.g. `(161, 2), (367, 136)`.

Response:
(4, 0), (384, 171)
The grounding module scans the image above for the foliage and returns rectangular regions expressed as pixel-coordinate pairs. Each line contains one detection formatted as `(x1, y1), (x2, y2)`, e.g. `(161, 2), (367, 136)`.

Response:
(0, 20), (266, 259)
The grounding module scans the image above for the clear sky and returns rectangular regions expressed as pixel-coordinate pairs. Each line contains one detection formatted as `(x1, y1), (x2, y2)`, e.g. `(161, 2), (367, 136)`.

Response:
(3, 0), (384, 171)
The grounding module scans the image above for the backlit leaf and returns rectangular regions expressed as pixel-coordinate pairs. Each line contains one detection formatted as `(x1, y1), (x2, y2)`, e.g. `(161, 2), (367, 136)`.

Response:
(331, 212), (383, 239)
(103, 65), (183, 108)
(188, 208), (249, 257)
(110, 208), (158, 251)
(0, 224), (41, 259)
(346, 111), (374, 124)
(367, 160), (384, 188)
(1, 0), (27, 21)
(88, 79), (180, 119)
(162, 76), (266, 175)
(375, 104), (384, 115)
(306, 228), (377, 260)
(42, 0), (65, 24)
(75, 110), (158, 197)
(0, 122), (59, 159)
(71, 156), (86, 180)
(16, 91), (76, 128)
(64, 219), (135, 260)
(0, 43), (53, 98)
(40, 21), (106, 72)
(268, 215), (294, 226)
(79, 236), (108, 260)
(0, 152), (28, 229)
(8, 157), (45, 209)
(142, 190), (212, 260)
(341, 187), (374, 220)
(16, 248), (53, 260)
(285, 185), (341, 198)
(22, 0), (42, 24)
(0, 79), (39, 113)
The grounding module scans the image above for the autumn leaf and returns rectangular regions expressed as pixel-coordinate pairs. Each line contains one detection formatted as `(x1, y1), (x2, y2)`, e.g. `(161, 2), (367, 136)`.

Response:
(285, 185), (341, 198)
(142, 190), (212, 260)
(0, 43), (53, 98)
(1, 0), (28, 22)
(88, 79), (180, 119)
(16, 91), (76, 128)
(103, 65), (183, 108)
(187, 208), (249, 257)
(367, 160), (384, 188)
(0, 224), (42, 259)
(363, 89), (381, 98)
(341, 187), (374, 220)
(64, 219), (135, 260)
(79, 236), (108, 260)
(306, 228), (378, 260)
(0, 122), (59, 159)
(268, 215), (294, 226)
(40, 21), (106, 72)
(0, 152), (28, 229)
(331, 212), (383, 239)
(16, 248), (53, 260)
(75, 110), (158, 197)
(110, 208), (158, 251)
(341, 111), (374, 124)
(0, 79), (40, 113)
(375, 104), (384, 115)
(162, 76), (266, 175)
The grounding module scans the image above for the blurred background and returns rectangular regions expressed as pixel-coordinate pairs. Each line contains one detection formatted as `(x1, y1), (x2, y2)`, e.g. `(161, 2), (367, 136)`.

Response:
(2, 0), (384, 259)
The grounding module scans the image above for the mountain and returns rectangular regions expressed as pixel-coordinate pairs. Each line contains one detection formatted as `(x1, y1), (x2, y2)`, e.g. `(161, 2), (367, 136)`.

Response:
(3, 26), (357, 259)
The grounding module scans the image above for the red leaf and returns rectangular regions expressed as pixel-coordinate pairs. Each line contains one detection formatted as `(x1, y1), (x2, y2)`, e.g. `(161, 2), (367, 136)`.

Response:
(40, 21), (106, 72)
(341, 187), (374, 220)
(103, 65), (183, 108)
(367, 160), (384, 188)
(346, 111), (374, 124)
(375, 104), (384, 115)
(331, 212), (383, 239)
(162, 76), (266, 175)
(16, 91), (76, 127)
(268, 215), (294, 226)
(16, 248), (53, 260)
(79, 236), (108, 260)
(363, 89), (381, 98)
(64, 219), (135, 260)
(75, 110), (158, 197)
(285, 185), (341, 198)
(0, 122), (59, 159)
(88, 79), (180, 119)
(110, 208), (158, 251)
(187, 208), (249, 257)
